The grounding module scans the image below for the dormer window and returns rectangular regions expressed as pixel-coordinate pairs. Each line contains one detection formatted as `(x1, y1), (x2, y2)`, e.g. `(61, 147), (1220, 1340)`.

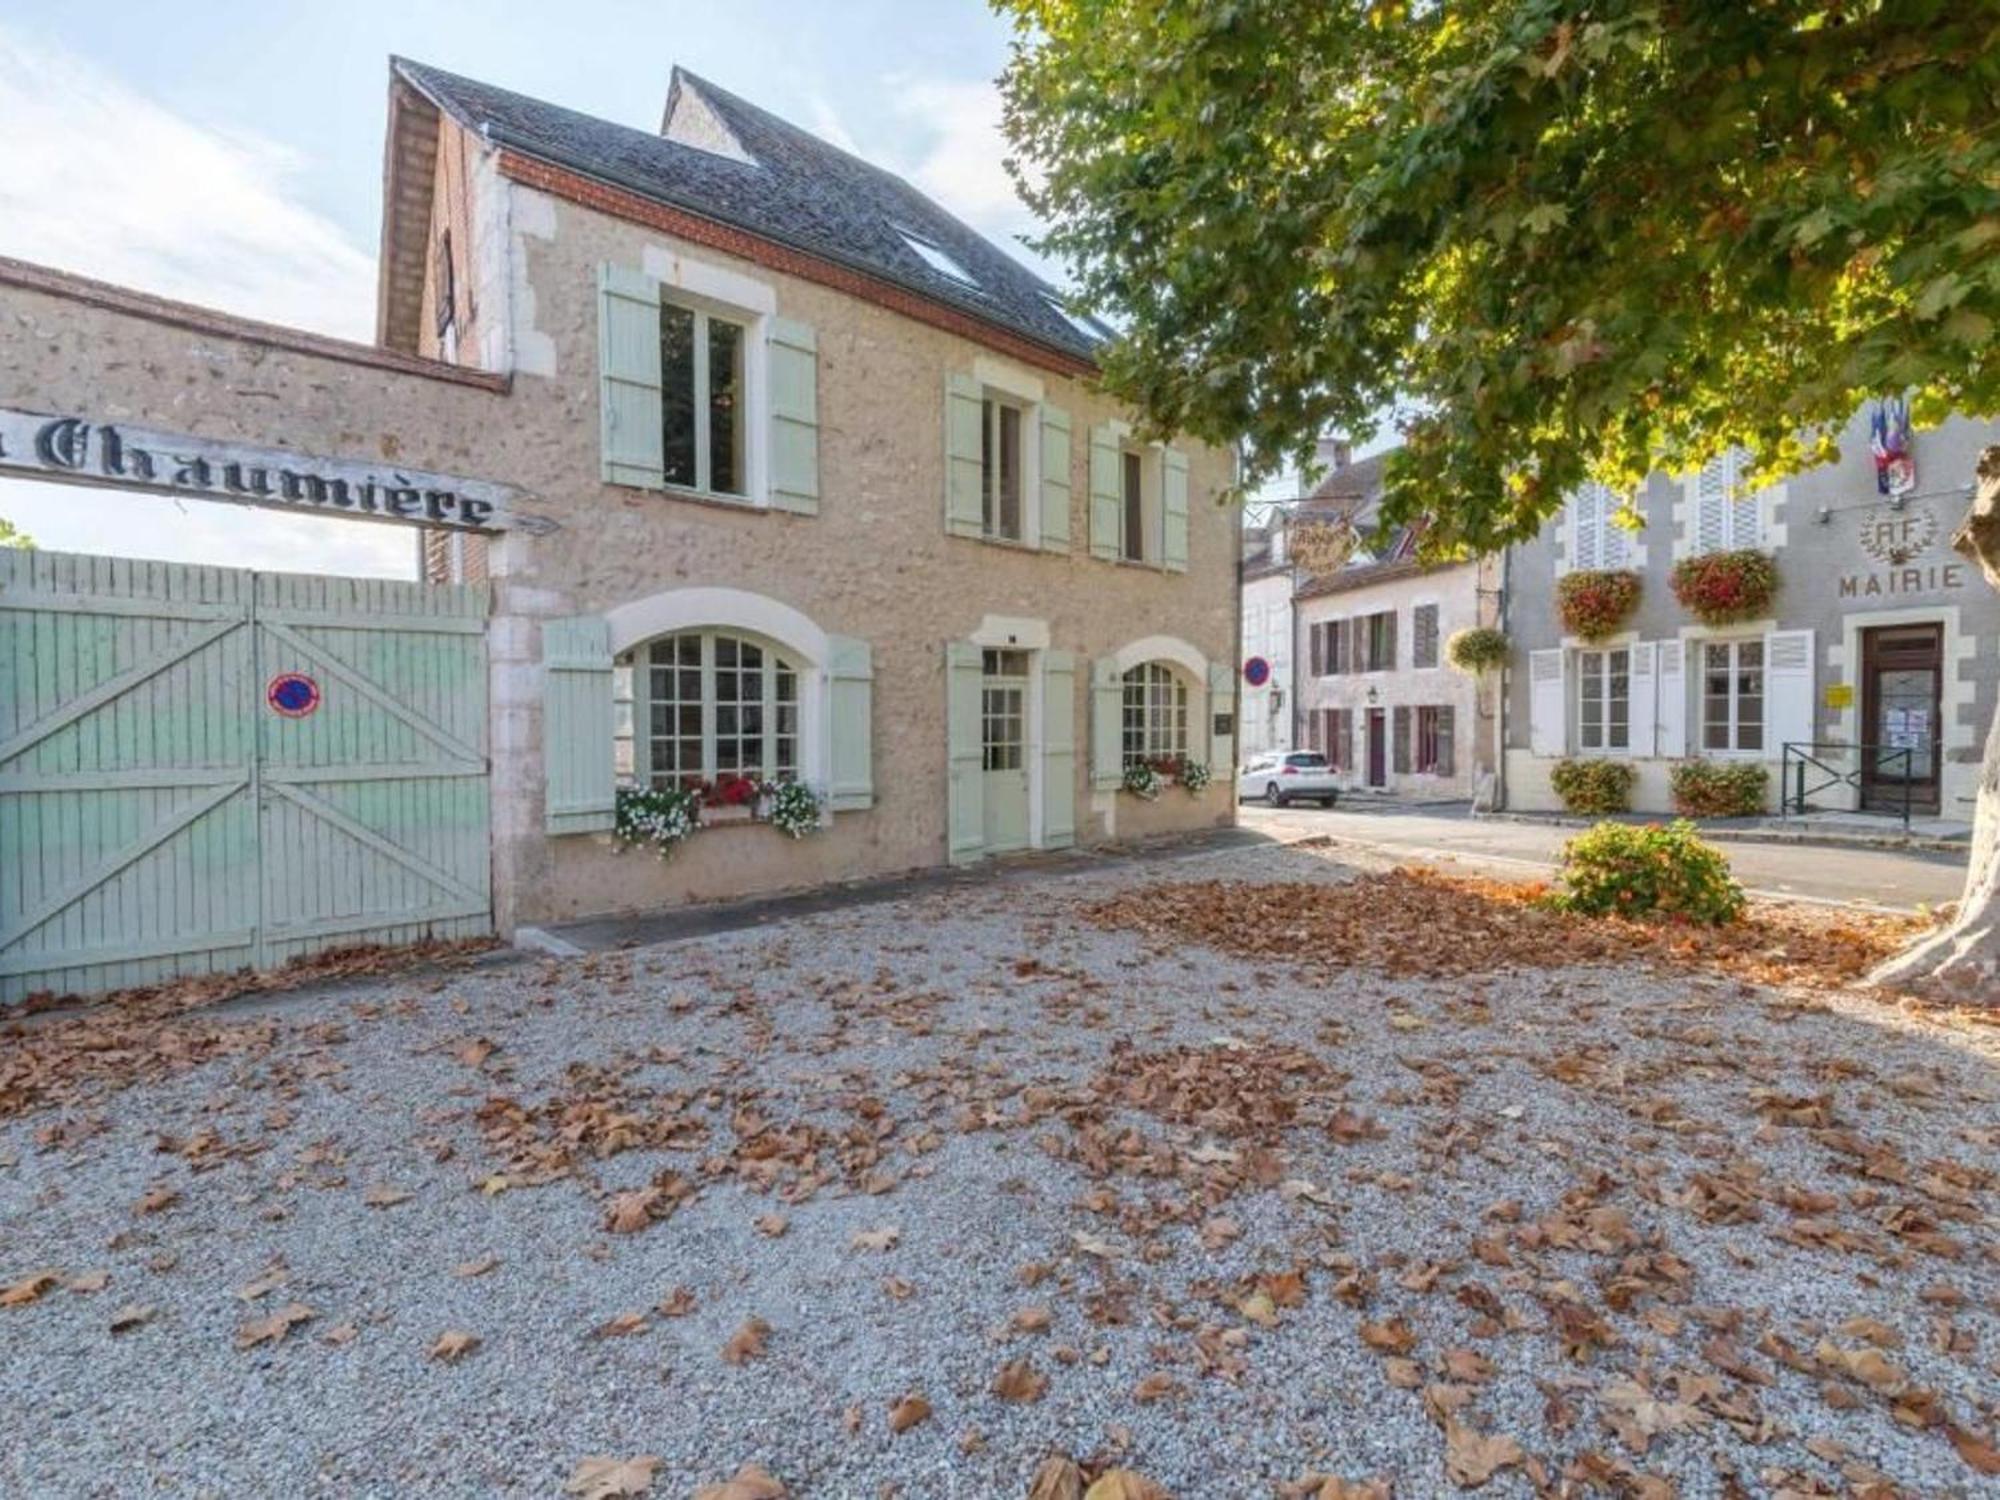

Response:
(897, 229), (977, 288)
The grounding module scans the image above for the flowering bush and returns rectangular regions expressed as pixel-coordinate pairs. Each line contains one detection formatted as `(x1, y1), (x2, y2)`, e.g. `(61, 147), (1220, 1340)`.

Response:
(613, 785), (700, 858)
(1445, 626), (1509, 674)
(1556, 569), (1642, 641)
(1549, 757), (1637, 815)
(1178, 759), (1212, 794)
(1552, 819), (1745, 925)
(1669, 758), (1770, 817)
(1122, 761), (1163, 800)
(1671, 549), (1777, 625)
(703, 773), (761, 809)
(762, 779), (822, 838)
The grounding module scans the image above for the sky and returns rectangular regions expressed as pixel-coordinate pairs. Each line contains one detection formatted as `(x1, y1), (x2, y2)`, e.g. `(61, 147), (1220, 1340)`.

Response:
(0, 0), (1059, 577)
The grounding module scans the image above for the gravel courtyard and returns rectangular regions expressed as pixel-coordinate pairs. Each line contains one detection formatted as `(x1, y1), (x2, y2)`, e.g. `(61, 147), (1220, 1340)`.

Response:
(3, 842), (1996, 1499)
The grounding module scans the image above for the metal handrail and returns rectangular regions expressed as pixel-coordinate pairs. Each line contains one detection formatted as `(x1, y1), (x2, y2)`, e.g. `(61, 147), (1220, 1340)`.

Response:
(1779, 741), (1917, 834)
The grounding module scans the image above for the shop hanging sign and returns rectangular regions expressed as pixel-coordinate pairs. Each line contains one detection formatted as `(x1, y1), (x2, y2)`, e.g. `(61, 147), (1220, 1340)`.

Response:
(0, 405), (556, 535)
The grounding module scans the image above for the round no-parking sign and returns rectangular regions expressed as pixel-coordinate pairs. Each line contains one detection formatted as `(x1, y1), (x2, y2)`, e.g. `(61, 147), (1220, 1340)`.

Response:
(1243, 656), (1271, 688)
(267, 672), (321, 718)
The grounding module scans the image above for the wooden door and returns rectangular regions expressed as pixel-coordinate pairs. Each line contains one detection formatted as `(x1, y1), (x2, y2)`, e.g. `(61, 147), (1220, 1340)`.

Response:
(1860, 623), (1943, 814)
(1366, 708), (1387, 787)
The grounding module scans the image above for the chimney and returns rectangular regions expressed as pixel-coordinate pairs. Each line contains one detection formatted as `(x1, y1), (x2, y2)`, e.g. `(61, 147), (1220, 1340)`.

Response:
(1315, 433), (1352, 471)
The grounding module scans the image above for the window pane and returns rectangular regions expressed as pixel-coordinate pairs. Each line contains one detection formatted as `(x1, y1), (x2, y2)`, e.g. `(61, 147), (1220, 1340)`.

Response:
(645, 631), (704, 788)
(708, 315), (745, 495)
(1122, 451), (1144, 561)
(998, 403), (1022, 539)
(660, 303), (697, 487)
(980, 398), (996, 533)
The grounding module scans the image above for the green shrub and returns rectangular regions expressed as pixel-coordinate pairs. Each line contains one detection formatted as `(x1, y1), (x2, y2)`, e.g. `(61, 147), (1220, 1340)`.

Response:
(1445, 626), (1510, 674)
(1669, 758), (1770, 817)
(1549, 757), (1637, 815)
(1552, 819), (1746, 925)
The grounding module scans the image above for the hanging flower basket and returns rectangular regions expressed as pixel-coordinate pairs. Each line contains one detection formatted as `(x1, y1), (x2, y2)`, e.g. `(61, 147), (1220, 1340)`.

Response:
(1671, 549), (1777, 625)
(1445, 626), (1510, 675)
(1556, 569), (1642, 641)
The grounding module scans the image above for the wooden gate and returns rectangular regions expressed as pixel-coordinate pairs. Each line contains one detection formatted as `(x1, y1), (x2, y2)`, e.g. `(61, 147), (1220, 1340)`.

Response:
(0, 549), (490, 1003)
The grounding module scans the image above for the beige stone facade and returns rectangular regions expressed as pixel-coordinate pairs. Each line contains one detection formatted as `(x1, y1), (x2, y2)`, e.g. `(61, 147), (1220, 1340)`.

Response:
(0, 68), (1239, 937)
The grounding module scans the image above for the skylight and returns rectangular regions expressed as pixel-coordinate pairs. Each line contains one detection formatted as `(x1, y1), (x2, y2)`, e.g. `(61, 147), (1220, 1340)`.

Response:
(1041, 291), (1107, 343)
(896, 230), (978, 288)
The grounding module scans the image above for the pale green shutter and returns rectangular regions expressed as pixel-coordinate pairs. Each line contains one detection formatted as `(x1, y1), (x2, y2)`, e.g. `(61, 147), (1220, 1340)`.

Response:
(826, 633), (873, 811)
(1039, 405), (1071, 552)
(1088, 424), (1120, 560)
(1207, 661), (1237, 780)
(1090, 656), (1124, 789)
(1042, 650), (1077, 848)
(598, 264), (664, 489)
(944, 374), (985, 537)
(1162, 447), (1190, 572)
(946, 641), (985, 863)
(544, 616), (616, 835)
(768, 317), (819, 515)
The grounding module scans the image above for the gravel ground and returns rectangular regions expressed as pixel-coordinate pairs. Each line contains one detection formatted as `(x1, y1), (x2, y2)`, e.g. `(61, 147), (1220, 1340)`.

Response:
(2, 842), (1996, 1499)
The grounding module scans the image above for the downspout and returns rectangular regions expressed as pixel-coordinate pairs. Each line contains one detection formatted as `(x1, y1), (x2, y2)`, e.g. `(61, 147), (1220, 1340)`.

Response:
(1495, 546), (1511, 811)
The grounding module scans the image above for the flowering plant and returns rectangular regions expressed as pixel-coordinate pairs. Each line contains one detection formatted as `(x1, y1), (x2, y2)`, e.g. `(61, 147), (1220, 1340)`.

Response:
(1178, 759), (1212, 794)
(762, 779), (822, 839)
(1556, 570), (1642, 641)
(1445, 626), (1510, 674)
(1122, 761), (1163, 800)
(703, 773), (762, 808)
(613, 784), (701, 858)
(1670, 549), (1777, 625)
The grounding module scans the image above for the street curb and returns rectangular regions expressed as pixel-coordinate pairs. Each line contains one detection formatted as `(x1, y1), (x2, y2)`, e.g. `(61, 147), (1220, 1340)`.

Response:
(1475, 810), (1969, 858)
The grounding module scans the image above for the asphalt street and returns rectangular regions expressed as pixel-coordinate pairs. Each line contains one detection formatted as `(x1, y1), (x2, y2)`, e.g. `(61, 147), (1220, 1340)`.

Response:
(1239, 801), (1970, 913)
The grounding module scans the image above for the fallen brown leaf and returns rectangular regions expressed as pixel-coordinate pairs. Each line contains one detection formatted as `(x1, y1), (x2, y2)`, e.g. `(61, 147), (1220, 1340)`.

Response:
(430, 1329), (481, 1363)
(564, 1454), (662, 1498)
(887, 1393), (931, 1433)
(692, 1463), (786, 1500)
(108, 1302), (156, 1333)
(850, 1226), (900, 1251)
(1084, 1472), (1170, 1500)
(992, 1357), (1048, 1402)
(453, 1253), (500, 1279)
(1443, 1420), (1524, 1488)
(722, 1316), (771, 1365)
(1, 1270), (61, 1307)
(1027, 1455), (1085, 1500)
(235, 1301), (315, 1350)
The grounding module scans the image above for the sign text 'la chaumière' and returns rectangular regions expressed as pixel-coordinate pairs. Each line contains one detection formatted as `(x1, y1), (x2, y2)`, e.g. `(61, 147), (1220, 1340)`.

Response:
(0, 406), (550, 534)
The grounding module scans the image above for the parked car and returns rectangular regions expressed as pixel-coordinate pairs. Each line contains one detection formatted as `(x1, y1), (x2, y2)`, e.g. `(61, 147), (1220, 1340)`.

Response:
(1238, 751), (1341, 807)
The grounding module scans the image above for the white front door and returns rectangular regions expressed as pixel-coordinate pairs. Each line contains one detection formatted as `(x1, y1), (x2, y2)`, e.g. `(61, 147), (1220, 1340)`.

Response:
(981, 648), (1031, 853)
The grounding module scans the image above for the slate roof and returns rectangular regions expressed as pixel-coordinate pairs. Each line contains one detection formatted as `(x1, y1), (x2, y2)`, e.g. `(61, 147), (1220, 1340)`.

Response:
(392, 59), (1107, 365)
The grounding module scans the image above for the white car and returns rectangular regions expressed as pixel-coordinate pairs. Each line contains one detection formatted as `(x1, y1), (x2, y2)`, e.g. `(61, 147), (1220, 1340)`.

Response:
(1238, 750), (1341, 808)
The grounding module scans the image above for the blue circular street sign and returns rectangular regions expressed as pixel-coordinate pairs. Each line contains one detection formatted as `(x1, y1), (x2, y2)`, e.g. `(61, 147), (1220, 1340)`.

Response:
(1243, 656), (1271, 687)
(267, 672), (321, 718)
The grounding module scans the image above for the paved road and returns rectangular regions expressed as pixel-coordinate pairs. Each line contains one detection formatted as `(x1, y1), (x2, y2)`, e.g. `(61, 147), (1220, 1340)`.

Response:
(1239, 801), (1969, 913)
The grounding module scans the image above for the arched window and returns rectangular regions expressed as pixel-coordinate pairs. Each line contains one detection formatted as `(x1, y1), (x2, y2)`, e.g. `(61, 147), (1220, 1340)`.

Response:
(615, 629), (801, 789)
(1121, 662), (1189, 767)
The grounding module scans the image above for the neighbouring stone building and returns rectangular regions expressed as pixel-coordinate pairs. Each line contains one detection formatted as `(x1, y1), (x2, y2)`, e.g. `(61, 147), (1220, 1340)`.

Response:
(1239, 518), (1295, 759)
(1502, 404), (2000, 823)
(0, 57), (1239, 997)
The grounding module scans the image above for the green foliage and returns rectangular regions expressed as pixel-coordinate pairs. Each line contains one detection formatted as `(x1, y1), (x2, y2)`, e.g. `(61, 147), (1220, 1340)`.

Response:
(997, 1), (2000, 553)
(1552, 819), (1746, 925)
(613, 785), (700, 858)
(763, 779), (823, 839)
(1669, 758), (1771, 817)
(1550, 757), (1637, 815)
(1122, 761), (1163, 800)
(1671, 549), (1779, 625)
(1445, 626), (1509, 674)
(0, 516), (33, 549)
(1555, 570), (1642, 641)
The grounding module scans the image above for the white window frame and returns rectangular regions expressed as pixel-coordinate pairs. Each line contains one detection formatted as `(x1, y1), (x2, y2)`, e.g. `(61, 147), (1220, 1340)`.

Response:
(981, 393), (1029, 542)
(616, 627), (804, 790)
(639, 246), (776, 507)
(1576, 646), (1633, 754)
(1698, 635), (1766, 756)
(1121, 661), (1190, 768)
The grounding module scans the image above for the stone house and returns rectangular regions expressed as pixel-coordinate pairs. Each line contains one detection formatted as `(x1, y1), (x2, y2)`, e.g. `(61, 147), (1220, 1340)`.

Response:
(1239, 520), (1295, 758)
(1502, 404), (2000, 822)
(1287, 451), (1496, 801)
(0, 58), (1238, 999)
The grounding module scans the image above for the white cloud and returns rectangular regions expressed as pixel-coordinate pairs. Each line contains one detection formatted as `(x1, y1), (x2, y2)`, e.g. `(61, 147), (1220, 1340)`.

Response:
(0, 26), (408, 577)
(883, 74), (1051, 271)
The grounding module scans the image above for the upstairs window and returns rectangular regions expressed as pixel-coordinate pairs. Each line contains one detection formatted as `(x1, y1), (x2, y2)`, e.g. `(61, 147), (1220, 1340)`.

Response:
(660, 300), (747, 497)
(1569, 482), (1632, 570)
(1412, 604), (1440, 669)
(1693, 448), (1764, 554)
(981, 396), (1026, 541)
(1121, 662), (1188, 767)
(1121, 449), (1146, 561)
(1364, 610), (1397, 671)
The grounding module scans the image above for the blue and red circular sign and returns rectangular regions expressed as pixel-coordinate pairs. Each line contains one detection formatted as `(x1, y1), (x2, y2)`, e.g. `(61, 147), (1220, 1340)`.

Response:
(267, 673), (321, 718)
(1243, 656), (1272, 688)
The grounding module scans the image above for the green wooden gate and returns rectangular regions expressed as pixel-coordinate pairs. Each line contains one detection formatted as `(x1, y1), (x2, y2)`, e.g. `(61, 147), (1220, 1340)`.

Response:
(0, 549), (490, 1003)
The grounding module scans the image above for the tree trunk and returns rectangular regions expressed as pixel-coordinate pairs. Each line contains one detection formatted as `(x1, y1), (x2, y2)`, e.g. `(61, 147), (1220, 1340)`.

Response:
(1870, 444), (2000, 999)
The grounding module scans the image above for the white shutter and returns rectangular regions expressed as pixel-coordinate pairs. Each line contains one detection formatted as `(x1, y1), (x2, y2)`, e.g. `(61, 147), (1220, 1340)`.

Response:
(597, 264), (664, 489)
(1627, 641), (1656, 758)
(1763, 629), (1815, 757)
(1694, 454), (1730, 555)
(944, 373), (985, 537)
(1039, 405), (1071, 552)
(825, 634), (873, 811)
(1087, 424), (1121, 560)
(767, 317), (819, 514)
(1089, 656), (1124, 788)
(1161, 448), (1190, 573)
(544, 616), (616, 835)
(1655, 639), (1687, 757)
(1528, 649), (1566, 756)
(1571, 490), (1600, 571)
(946, 641), (985, 863)
(1042, 651), (1077, 847)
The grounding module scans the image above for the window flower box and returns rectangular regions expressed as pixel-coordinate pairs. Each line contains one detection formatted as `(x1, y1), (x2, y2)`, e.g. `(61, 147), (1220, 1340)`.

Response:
(1556, 569), (1642, 642)
(1670, 549), (1777, 626)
